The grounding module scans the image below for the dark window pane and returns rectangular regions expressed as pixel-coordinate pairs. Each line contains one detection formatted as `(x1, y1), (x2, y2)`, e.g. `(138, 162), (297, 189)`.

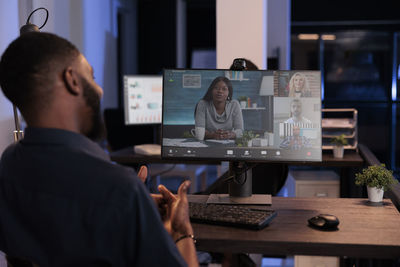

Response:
(291, 36), (319, 70)
(324, 31), (392, 101)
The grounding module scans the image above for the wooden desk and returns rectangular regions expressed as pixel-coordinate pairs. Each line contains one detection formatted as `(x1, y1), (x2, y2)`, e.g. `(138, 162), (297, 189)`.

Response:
(188, 195), (400, 259)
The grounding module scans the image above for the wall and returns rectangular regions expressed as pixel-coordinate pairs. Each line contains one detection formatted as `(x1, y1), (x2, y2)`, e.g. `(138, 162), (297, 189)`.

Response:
(82, 0), (119, 109)
(1, 0), (120, 153)
(267, 0), (290, 70)
(216, 0), (267, 69)
(0, 1), (20, 153)
(1, 0), (20, 259)
(20, 0), (119, 109)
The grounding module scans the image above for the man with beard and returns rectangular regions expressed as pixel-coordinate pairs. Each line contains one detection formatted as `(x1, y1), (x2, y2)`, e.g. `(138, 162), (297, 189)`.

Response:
(0, 32), (198, 267)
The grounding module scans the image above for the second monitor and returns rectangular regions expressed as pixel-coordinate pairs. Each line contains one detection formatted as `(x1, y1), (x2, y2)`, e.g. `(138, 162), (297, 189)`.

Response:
(123, 75), (163, 125)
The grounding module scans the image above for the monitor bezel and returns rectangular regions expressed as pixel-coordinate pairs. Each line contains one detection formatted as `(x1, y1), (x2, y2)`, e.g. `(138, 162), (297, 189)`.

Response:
(160, 68), (322, 164)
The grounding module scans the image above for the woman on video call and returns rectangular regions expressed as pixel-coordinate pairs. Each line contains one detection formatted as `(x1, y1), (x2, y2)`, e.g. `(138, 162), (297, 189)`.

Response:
(288, 72), (312, 97)
(195, 76), (243, 140)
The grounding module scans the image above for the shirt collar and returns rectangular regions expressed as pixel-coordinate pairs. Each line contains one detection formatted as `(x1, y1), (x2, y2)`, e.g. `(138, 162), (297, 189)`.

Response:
(21, 127), (110, 161)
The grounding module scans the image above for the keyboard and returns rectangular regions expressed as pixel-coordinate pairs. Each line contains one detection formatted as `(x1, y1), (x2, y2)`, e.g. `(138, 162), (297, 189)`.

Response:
(189, 202), (277, 230)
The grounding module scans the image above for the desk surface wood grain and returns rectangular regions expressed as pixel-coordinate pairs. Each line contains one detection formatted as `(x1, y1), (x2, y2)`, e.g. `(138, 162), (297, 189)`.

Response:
(188, 195), (400, 259)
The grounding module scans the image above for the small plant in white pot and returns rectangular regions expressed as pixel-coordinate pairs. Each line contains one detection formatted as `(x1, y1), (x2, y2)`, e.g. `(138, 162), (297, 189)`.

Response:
(238, 96), (248, 108)
(330, 134), (348, 158)
(355, 164), (398, 203)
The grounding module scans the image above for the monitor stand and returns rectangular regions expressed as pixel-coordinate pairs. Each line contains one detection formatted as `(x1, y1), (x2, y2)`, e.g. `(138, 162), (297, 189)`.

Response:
(206, 161), (272, 205)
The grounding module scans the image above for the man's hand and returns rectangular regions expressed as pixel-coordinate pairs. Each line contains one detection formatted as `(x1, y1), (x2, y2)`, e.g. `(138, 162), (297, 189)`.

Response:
(137, 165), (148, 183)
(152, 181), (198, 267)
(154, 181), (193, 240)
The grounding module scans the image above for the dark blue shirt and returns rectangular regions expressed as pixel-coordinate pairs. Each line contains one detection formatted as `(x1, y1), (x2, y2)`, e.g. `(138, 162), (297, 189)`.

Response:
(0, 128), (186, 267)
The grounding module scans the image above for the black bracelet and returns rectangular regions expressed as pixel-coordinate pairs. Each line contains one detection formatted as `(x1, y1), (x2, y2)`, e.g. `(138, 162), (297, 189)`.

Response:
(175, 234), (196, 244)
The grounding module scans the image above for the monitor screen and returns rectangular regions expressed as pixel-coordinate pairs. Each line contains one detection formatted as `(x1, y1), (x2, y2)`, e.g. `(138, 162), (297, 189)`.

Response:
(162, 69), (322, 162)
(123, 75), (163, 125)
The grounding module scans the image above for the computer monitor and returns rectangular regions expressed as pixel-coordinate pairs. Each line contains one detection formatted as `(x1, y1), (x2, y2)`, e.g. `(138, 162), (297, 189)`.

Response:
(162, 69), (321, 204)
(123, 75), (163, 125)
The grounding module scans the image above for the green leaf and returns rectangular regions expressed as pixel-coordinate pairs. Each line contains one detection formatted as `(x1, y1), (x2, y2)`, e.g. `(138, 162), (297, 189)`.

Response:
(355, 164), (398, 191)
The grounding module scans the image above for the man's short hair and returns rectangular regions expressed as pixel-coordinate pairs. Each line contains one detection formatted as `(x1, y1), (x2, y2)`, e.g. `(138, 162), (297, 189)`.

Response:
(0, 32), (80, 113)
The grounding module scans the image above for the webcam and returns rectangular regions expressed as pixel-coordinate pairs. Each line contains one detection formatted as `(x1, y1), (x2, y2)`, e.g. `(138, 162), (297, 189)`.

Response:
(232, 58), (247, 71)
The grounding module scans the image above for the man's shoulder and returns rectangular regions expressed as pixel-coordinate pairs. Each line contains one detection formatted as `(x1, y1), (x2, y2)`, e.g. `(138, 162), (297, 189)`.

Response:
(79, 154), (140, 188)
(0, 143), (19, 169)
(1, 142), (17, 157)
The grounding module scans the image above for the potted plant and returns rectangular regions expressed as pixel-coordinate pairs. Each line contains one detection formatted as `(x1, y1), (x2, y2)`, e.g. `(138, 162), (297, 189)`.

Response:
(237, 96), (248, 108)
(235, 131), (259, 147)
(330, 134), (348, 158)
(355, 164), (398, 203)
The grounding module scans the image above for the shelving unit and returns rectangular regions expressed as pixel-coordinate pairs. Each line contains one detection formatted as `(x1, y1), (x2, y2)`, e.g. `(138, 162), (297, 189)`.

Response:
(322, 108), (358, 150)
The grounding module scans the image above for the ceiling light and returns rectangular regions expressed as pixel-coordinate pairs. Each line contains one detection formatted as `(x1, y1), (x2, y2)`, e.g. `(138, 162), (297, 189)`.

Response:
(321, 34), (336, 41)
(298, 34), (319, 40)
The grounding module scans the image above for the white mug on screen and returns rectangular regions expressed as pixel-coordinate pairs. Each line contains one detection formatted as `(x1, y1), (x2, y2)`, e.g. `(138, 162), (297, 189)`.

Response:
(190, 127), (205, 141)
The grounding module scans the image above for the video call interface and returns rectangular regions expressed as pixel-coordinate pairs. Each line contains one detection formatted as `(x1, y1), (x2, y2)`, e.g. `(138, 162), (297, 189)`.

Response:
(162, 69), (322, 162)
(123, 75), (163, 125)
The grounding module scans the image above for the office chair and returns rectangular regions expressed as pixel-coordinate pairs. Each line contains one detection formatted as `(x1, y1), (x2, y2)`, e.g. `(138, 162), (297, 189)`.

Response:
(6, 255), (39, 267)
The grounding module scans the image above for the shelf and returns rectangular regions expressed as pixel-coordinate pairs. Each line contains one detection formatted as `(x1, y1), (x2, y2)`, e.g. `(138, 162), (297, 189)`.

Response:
(321, 118), (356, 128)
(322, 108), (358, 150)
(322, 132), (356, 138)
(323, 144), (358, 150)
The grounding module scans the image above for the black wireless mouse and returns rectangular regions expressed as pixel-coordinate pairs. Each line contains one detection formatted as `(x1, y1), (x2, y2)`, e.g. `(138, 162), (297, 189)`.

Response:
(308, 214), (339, 230)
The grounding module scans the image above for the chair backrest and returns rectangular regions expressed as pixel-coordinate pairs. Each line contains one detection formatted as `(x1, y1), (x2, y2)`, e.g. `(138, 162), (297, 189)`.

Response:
(6, 255), (39, 267)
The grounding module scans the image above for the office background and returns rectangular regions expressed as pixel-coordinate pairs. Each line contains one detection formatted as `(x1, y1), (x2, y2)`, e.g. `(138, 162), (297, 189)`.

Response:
(0, 0), (399, 178)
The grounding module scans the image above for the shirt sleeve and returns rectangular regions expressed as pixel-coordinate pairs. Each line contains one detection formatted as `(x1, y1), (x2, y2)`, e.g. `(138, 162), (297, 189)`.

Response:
(231, 100), (244, 138)
(124, 179), (187, 267)
(195, 100), (206, 128)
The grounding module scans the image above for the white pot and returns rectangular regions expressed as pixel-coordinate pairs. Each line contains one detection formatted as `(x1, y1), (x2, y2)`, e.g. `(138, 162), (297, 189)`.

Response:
(247, 140), (252, 147)
(367, 186), (384, 203)
(240, 101), (247, 108)
(333, 146), (344, 158)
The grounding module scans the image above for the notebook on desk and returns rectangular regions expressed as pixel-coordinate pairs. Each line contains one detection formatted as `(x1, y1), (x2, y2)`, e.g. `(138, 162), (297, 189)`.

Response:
(134, 144), (161, 156)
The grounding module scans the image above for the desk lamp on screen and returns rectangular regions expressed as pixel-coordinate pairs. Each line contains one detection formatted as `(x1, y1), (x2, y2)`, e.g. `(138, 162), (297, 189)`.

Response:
(161, 69), (322, 204)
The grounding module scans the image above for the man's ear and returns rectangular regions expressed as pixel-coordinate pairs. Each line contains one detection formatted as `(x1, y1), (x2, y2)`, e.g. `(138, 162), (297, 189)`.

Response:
(63, 67), (80, 96)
